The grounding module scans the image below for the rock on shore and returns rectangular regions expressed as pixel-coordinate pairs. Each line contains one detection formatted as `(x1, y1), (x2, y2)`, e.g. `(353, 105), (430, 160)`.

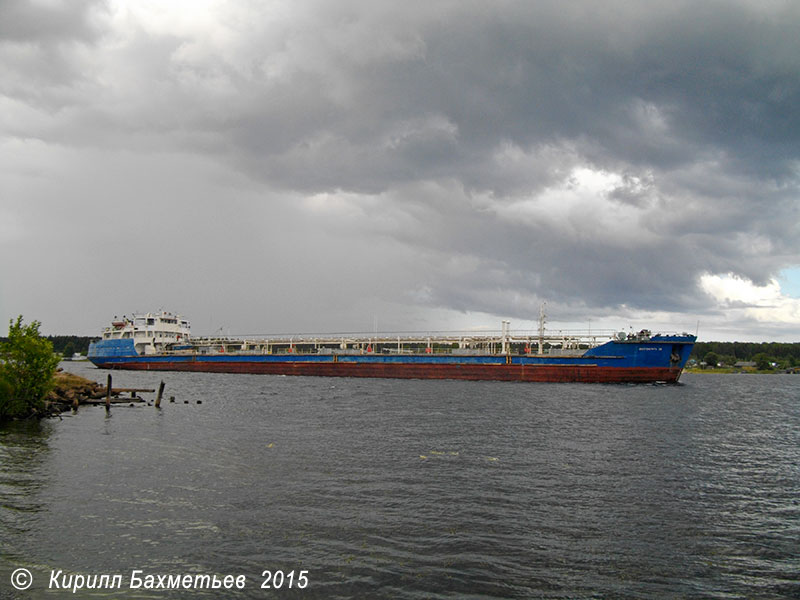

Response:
(44, 370), (106, 415)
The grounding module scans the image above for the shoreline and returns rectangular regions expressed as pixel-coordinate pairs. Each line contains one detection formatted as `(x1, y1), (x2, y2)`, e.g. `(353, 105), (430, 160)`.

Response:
(683, 368), (797, 375)
(24, 370), (145, 419)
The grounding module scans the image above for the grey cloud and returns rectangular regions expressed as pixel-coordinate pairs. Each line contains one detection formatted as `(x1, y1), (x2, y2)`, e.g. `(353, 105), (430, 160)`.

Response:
(3, 0), (800, 336)
(0, 0), (104, 42)
(14, 1), (797, 192)
(0, 0), (108, 114)
(187, 0), (800, 207)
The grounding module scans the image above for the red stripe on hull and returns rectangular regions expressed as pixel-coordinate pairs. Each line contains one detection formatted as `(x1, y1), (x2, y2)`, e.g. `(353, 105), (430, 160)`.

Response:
(102, 361), (683, 383)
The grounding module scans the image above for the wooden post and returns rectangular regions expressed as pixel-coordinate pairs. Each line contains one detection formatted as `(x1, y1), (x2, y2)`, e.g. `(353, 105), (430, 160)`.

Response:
(105, 373), (112, 412)
(72, 395), (79, 412)
(155, 380), (165, 408)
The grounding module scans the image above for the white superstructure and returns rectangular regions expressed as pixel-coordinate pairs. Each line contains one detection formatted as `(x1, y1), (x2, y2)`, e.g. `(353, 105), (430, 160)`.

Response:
(100, 311), (191, 355)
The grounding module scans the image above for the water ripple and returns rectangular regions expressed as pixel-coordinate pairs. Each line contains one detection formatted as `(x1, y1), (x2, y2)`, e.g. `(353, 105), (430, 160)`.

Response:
(1, 368), (798, 599)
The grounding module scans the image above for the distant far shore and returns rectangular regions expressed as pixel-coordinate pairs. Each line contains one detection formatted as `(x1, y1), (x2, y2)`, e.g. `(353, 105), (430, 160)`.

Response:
(684, 367), (799, 375)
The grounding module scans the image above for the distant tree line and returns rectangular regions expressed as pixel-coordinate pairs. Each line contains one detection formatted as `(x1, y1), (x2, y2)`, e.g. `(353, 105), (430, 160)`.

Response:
(46, 336), (96, 357)
(0, 336), (96, 357)
(690, 341), (800, 369)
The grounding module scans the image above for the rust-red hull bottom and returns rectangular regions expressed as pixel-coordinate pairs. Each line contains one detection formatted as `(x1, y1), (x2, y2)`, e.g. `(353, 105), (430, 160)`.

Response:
(102, 361), (684, 383)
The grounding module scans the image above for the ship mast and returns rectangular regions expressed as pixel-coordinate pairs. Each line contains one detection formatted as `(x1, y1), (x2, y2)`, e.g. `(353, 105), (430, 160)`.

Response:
(501, 320), (510, 354)
(537, 303), (546, 355)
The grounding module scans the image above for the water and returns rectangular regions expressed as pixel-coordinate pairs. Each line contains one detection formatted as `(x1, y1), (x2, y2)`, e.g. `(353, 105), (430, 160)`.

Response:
(1, 365), (798, 599)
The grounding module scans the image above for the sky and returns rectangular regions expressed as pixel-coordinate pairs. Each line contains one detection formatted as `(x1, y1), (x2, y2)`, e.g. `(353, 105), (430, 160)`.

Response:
(1, 0), (800, 341)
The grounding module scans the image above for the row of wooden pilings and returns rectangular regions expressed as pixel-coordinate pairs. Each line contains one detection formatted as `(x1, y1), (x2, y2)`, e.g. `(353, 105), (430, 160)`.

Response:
(100, 374), (167, 412)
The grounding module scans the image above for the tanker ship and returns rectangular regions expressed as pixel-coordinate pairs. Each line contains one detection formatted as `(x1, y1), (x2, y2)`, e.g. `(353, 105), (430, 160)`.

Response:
(87, 310), (696, 383)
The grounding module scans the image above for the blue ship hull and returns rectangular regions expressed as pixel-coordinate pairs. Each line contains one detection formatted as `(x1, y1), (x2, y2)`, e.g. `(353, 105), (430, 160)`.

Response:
(88, 335), (696, 383)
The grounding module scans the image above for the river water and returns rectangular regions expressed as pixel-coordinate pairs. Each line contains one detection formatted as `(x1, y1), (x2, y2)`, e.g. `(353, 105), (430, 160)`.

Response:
(1, 365), (798, 599)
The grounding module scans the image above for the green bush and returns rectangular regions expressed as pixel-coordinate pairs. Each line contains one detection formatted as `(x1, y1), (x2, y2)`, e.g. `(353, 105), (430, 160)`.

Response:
(752, 353), (773, 371)
(0, 316), (61, 419)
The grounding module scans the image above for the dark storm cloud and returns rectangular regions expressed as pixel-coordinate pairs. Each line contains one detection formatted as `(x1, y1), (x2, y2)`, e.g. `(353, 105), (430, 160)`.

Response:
(4, 0), (800, 334)
(205, 1), (800, 194)
(0, 0), (107, 113)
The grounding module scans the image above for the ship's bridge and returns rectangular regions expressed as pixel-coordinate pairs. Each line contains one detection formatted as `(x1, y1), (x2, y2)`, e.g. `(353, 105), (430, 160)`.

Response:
(101, 311), (191, 355)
